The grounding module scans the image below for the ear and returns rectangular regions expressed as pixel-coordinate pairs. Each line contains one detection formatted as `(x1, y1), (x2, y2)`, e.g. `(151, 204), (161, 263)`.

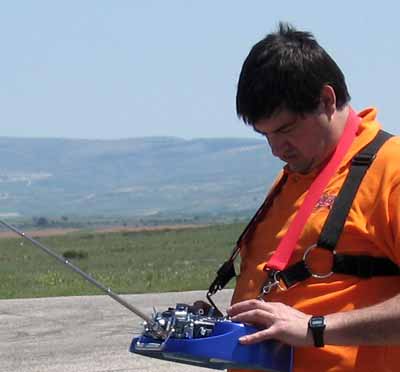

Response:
(320, 85), (336, 119)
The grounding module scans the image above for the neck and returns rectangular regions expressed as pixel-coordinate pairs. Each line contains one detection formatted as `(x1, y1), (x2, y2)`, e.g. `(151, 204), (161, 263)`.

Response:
(331, 105), (351, 143)
(309, 105), (352, 174)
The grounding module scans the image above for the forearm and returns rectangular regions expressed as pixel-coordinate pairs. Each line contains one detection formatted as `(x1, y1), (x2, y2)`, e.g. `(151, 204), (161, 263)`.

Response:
(325, 292), (400, 346)
(227, 293), (400, 347)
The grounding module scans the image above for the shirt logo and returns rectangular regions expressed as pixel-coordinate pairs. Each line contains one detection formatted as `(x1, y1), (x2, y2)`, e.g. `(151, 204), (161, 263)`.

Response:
(315, 194), (336, 209)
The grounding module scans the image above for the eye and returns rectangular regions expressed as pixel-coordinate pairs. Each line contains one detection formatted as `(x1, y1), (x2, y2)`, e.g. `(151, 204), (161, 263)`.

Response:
(278, 124), (295, 134)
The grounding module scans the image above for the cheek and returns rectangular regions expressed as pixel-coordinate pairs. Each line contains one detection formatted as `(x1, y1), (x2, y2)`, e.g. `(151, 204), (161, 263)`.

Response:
(288, 136), (309, 153)
(301, 133), (322, 150)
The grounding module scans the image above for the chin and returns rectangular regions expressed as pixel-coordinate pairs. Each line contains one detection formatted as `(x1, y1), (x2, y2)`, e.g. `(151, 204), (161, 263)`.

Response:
(288, 162), (311, 174)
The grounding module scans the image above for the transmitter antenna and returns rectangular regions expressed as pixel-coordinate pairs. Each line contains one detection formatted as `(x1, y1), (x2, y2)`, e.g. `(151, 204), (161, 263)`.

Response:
(0, 219), (153, 325)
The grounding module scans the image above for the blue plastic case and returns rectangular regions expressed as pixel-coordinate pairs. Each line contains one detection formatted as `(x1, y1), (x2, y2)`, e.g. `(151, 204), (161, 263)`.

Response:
(130, 320), (293, 371)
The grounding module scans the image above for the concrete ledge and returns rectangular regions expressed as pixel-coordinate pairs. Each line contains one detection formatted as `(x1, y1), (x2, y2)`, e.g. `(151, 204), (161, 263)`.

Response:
(0, 290), (232, 372)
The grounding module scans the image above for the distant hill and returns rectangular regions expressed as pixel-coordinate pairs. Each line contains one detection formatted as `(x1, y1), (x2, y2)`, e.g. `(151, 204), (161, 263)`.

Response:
(0, 136), (282, 219)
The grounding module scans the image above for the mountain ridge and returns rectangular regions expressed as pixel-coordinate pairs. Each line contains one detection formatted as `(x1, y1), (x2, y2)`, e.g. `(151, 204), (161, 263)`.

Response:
(0, 136), (282, 219)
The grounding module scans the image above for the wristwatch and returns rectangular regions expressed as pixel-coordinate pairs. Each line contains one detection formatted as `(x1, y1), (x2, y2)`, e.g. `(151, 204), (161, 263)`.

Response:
(308, 315), (326, 347)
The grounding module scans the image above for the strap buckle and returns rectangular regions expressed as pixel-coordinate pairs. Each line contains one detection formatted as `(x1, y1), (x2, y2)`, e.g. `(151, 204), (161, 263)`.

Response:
(303, 244), (336, 279)
(258, 270), (287, 300)
(207, 260), (236, 296)
(351, 153), (375, 166)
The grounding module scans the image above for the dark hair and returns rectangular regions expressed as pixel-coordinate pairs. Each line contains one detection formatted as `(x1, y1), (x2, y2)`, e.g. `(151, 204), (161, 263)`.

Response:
(236, 22), (351, 125)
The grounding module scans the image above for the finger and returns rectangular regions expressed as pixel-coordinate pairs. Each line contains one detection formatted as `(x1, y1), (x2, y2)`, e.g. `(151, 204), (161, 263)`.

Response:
(227, 299), (267, 316)
(230, 309), (273, 327)
(238, 327), (276, 345)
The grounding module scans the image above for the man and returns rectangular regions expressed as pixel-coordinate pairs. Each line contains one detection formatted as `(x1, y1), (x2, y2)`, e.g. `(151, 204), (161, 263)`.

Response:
(226, 23), (400, 372)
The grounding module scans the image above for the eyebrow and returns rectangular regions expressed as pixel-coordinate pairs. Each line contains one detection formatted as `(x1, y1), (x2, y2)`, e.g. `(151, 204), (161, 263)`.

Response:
(254, 119), (296, 136)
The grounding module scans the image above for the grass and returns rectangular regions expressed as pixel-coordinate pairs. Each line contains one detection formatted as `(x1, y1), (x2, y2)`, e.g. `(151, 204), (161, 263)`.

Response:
(0, 223), (245, 299)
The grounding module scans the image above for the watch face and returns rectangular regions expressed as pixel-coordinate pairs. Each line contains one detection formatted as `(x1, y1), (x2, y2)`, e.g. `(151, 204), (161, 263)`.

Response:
(311, 317), (325, 327)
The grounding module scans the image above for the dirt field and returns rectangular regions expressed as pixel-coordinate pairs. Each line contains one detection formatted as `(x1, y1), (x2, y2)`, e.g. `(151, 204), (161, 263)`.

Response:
(0, 223), (207, 239)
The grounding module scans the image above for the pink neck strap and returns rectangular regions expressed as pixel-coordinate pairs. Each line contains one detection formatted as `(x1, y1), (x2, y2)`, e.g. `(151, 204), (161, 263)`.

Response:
(265, 108), (360, 271)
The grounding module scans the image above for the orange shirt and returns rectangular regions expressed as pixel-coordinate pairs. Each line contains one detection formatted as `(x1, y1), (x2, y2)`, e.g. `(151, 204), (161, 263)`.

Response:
(231, 108), (400, 372)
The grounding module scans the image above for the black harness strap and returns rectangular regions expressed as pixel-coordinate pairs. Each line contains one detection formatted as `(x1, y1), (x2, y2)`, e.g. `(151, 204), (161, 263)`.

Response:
(207, 173), (289, 297)
(279, 130), (400, 289)
(281, 253), (400, 288)
(333, 254), (400, 278)
(317, 130), (393, 251)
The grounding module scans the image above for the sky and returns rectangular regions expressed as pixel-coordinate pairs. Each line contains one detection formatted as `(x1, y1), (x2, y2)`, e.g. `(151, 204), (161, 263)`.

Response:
(1, 1), (399, 140)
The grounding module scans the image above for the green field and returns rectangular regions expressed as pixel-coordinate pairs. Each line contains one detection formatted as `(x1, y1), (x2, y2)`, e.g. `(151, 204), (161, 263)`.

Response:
(0, 223), (245, 299)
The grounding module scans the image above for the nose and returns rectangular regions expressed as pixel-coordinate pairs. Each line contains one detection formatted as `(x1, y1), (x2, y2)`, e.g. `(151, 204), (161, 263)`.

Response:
(266, 133), (287, 158)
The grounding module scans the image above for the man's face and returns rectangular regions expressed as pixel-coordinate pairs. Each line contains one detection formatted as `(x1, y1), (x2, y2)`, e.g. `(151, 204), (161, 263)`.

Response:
(253, 108), (335, 174)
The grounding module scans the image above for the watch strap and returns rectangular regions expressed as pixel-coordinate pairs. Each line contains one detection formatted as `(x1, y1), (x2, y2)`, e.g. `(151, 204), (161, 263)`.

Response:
(308, 315), (326, 347)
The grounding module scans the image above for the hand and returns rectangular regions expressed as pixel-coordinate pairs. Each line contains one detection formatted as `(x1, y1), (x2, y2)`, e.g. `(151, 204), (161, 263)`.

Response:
(226, 299), (313, 346)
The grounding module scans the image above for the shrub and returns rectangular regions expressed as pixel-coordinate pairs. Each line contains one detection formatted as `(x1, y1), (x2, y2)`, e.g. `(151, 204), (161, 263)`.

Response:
(62, 250), (88, 260)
